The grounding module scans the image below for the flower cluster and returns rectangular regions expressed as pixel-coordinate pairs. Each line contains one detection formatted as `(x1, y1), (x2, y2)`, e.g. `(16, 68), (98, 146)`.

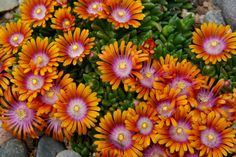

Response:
(0, 0), (235, 157)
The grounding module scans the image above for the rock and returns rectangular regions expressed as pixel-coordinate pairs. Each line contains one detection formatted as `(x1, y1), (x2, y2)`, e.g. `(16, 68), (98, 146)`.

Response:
(203, 10), (225, 25)
(0, 139), (28, 157)
(0, 121), (13, 145)
(220, 0), (236, 29)
(56, 150), (82, 157)
(0, 0), (18, 13)
(4, 12), (14, 20)
(36, 136), (65, 157)
(189, 0), (197, 6)
(212, 0), (221, 6)
(196, 6), (207, 15)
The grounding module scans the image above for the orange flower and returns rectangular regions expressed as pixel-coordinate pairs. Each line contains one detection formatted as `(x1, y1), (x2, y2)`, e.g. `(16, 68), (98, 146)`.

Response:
(0, 20), (32, 54)
(0, 53), (16, 95)
(125, 102), (159, 148)
(11, 67), (58, 102)
(0, 87), (46, 139)
(74, 0), (104, 21)
(97, 40), (148, 90)
(19, 37), (60, 76)
(100, 0), (145, 29)
(190, 22), (236, 64)
(53, 83), (100, 135)
(140, 38), (156, 56)
(156, 106), (194, 157)
(20, 0), (55, 27)
(189, 111), (236, 157)
(55, 28), (95, 66)
(143, 144), (170, 157)
(94, 109), (143, 157)
(51, 7), (75, 32)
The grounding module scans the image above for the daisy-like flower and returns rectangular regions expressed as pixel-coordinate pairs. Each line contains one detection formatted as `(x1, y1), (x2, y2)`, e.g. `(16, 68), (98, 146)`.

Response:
(0, 53), (16, 95)
(140, 38), (156, 56)
(19, 37), (60, 76)
(51, 7), (75, 32)
(125, 102), (159, 148)
(55, 28), (95, 66)
(148, 86), (188, 128)
(189, 22), (236, 64)
(0, 87), (46, 139)
(0, 20), (32, 54)
(74, 0), (104, 21)
(29, 71), (73, 116)
(20, 0), (55, 27)
(189, 111), (236, 157)
(97, 40), (148, 90)
(143, 144), (169, 157)
(124, 59), (165, 100)
(100, 0), (145, 29)
(156, 106), (194, 157)
(11, 67), (58, 102)
(94, 109), (143, 157)
(53, 83), (100, 135)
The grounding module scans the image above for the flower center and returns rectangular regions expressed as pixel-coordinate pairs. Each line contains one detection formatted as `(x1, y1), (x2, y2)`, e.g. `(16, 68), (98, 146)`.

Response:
(47, 91), (54, 98)
(119, 62), (126, 69)
(176, 127), (183, 134)
(117, 133), (124, 142)
(177, 81), (186, 89)
(32, 78), (38, 85)
(118, 11), (125, 17)
(92, 4), (98, 9)
(12, 36), (19, 42)
(36, 8), (42, 14)
(207, 134), (215, 141)
(145, 71), (152, 78)
(144, 44), (150, 49)
(73, 105), (80, 112)
(63, 19), (70, 26)
(201, 129), (221, 148)
(211, 41), (219, 47)
(199, 95), (209, 103)
(36, 56), (43, 65)
(16, 108), (27, 120)
(162, 105), (168, 112)
(141, 122), (148, 129)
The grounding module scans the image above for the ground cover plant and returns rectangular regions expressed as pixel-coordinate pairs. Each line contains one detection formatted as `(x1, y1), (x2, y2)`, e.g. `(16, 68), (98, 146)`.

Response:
(0, 0), (235, 156)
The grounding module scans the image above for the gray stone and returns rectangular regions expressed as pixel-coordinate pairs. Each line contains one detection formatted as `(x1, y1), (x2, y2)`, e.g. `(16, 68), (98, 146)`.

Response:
(220, 0), (236, 29)
(56, 150), (82, 157)
(212, 0), (221, 6)
(36, 136), (65, 157)
(0, 139), (28, 157)
(203, 10), (225, 25)
(0, 0), (18, 12)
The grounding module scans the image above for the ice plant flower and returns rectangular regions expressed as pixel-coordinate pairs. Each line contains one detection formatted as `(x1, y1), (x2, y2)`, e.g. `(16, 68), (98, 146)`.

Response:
(143, 144), (169, 157)
(125, 102), (159, 148)
(11, 67), (58, 102)
(20, 0), (55, 27)
(55, 28), (95, 66)
(53, 83), (100, 135)
(156, 106), (194, 157)
(19, 37), (60, 76)
(97, 40), (148, 90)
(94, 109), (143, 157)
(74, 0), (104, 21)
(100, 0), (145, 29)
(189, 111), (236, 157)
(148, 86), (188, 128)
(0, 88), (45, 139)
(51, 7), (75, 32)
(0, 53), (16, 95)
(140, 38), (156, 56)
(0, 20), (32, 55)
(190, 22), (236, 64)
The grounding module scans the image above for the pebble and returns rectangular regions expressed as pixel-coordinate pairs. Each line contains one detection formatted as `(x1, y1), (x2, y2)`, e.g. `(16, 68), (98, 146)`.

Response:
(56, 150), (82, 157)
(220, 0), (236, 29)
(0, 0), (18, 13)
(0, 121), (13, 145)
(0, 139), (28, 157)
(203, 10), (225, 25)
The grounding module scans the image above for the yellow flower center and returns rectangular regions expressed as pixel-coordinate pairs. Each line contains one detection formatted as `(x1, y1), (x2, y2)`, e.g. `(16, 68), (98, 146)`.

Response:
(145, 71), (152, 78)
(144, 44), (150, 49)
(73, 105), (80, 112)
(162, 105), (168, 112)
(141, 122), (148, 129)
(176, 127), (183, 134)
(92, 4), (98, 9)
(12, 36), (19, 42)
(36, 56), (43, 64)
(36, 8), (42, 14)
(199, 95), (208, 103)
(118, 11), (125, 17)
(119, 62), (126, 69)
(211, 41), (219, 47)
(117, 133), (124, 142)
(72, 45), (79, 51)
(207, 134), (214, 141)
(64, 19), (70, 26)
(177, 81), (186, 89)
(47, 91), (54, 98)
(16, 108), (27, 120)
(32, 78), (38, 85)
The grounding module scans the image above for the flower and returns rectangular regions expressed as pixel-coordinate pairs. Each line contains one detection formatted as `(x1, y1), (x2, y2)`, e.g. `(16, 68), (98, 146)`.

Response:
(156, 106), (194, 157)
(143, 144), (169, 157)
(189, 111), (236, 157)
(125, 102), (159, 148)
(0, 20), (32, 55)
(53, 83), (100, 134)
(147, 86), (188, 128)
(51, 7), (75, 32)
(11, 67), (58, 102)
(29, 71), (74, 116)
(19, 37), (60, 76)
(97, 40), (148, 90)
(0, 87), (45, 139)
(74, 0), (104, 21)
(0, 53), (16, 95)
(189, 22), (236, 64)
(55, 28), (95, 66)
(20, 0), (55, 27)
(140, 38), (156, 56)
(94, 109), (143, 157)
(100, 0), (145, 29)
